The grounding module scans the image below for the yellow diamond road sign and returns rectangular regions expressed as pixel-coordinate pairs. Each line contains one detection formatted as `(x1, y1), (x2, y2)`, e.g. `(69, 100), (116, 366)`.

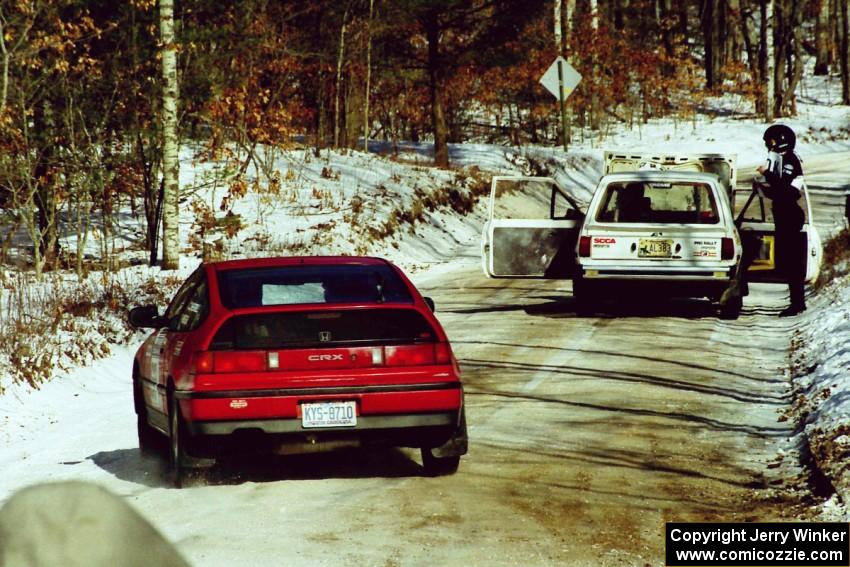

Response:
(539, 56), (582, 100)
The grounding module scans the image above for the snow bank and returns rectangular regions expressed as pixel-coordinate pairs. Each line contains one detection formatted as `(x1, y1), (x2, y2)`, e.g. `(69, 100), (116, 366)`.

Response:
(790, 273), (850, 518)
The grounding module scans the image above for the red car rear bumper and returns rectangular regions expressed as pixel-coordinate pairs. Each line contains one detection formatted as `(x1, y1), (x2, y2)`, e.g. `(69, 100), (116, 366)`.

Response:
(176, 383), (464, 456)
(184, 411), (458, 436)
(175, 382), (462, 422)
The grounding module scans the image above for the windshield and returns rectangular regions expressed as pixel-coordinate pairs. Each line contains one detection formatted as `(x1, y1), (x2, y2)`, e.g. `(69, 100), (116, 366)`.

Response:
(217, 265), (413, 308)
(594, 181), (719, 224)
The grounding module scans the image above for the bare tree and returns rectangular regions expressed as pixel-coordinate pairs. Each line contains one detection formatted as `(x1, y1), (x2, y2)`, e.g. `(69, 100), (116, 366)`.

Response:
(841, 0), (850, 103)
(590, 0), (600, 131)
(363, 0), (375, 152)
(770, 0), (807, 116)
(160, 0), (179, 270)
(833, 0), (843, 74)
(659, 0), (676, 63)
(0, 4), (33, 114)
(815, 0), (832, 74)
(423, 8), (449, 167)
(7, 99), (55, 280)
(334, 6), (350, 149)
(702, 0), (728, 89)
(726, 0), (744, 65)
(762, 0), (775, 121)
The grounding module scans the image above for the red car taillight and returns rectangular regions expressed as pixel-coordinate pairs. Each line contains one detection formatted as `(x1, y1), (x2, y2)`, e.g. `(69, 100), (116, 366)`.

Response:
(434, 342), (452, 364)
(721, 237), (734, 260)
(193, 351), (214, 373)
(578, 236), (591, 257)
(384, 342), (452, 366)
(192, 351), (267, 373)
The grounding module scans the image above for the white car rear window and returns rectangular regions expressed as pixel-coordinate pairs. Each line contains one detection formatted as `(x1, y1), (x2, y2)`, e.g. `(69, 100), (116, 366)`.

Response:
(595, 181), (719, 224)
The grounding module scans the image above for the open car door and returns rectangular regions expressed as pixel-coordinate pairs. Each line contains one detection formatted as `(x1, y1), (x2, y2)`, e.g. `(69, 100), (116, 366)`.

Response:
(734, 183), (822, 284)
(481, 176), (584, 278)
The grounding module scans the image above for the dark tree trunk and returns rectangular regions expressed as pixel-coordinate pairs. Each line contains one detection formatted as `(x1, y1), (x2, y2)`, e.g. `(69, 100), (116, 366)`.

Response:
(659, 0), (673, 60)
(814, 0), (831, 74)
(740, 0), (766, 114)
(772, 0), (807, 116)
(778, 11), (805, 115)
(424, 11), (449, 168)
(833, 0), (843, 73)
(314, 7), (327, 155)
(136, 134), (160, 266)
(702, 0), (715, 88)
(841, 0), (850, 103)
(316, 82), (327, 156)
(702, 0), (727, 89)
(34, 101), (59, 269)
(726, 0), (743, 64)
(613, 0), (626, 30)
(740, 0), (760, 77)
(34, 178), (58, 268)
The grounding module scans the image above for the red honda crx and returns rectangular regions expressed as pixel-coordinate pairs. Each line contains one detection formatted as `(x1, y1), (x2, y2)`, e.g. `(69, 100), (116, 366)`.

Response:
(129, 256), (467, 486)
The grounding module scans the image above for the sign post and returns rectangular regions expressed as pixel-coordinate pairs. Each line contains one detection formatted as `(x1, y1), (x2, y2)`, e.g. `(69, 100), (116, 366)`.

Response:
(539, 56), (581, 152)
(556, 59), (568, 152)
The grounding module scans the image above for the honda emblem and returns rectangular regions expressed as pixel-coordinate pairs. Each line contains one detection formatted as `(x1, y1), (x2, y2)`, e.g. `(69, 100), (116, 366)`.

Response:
(319, 331), (332, 342)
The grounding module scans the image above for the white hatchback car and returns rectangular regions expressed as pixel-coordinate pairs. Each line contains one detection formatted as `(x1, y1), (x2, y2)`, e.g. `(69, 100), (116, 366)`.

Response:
(481, 152), (822, 319)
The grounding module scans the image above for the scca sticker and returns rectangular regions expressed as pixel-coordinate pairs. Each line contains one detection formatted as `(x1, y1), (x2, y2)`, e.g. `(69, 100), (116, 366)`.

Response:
(593, 237), (616, 246)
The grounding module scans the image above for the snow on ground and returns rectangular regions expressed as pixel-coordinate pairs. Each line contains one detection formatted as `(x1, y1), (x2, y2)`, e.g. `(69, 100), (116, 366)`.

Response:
(1, 71), (850, 525)
(0, 344), (139, 495)
(790, 270), (850, 520)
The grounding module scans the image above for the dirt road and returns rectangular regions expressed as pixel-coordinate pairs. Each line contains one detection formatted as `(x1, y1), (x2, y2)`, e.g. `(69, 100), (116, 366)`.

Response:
(370, 167), (848, 564)
(409, 265), (796, 565)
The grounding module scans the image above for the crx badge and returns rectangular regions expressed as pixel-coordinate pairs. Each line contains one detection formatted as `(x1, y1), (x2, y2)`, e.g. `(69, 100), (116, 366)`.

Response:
(308, 354), (344, 362)
(319, 331), (332, 342)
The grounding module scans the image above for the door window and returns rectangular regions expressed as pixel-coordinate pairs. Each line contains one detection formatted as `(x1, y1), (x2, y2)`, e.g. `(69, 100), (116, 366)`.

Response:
(486, 177), (581, 278)
(735, 187), (810, 224)
(166, 268), (209, 332)
(172, 278), (209, 332)
(491, 178), (582, 220)
(165, 268), (201, 320)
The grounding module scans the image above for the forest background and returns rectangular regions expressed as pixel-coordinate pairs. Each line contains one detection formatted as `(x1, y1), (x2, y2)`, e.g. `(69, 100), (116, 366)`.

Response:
(0, 0), (848, 277)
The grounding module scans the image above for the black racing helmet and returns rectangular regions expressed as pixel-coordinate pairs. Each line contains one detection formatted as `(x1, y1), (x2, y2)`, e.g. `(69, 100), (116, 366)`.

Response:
(763, 124), (796, 153)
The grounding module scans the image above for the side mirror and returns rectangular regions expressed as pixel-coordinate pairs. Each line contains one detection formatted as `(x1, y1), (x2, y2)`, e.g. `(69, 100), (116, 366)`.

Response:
(423, 297), (436, 312)
(128, 305), (168, 329)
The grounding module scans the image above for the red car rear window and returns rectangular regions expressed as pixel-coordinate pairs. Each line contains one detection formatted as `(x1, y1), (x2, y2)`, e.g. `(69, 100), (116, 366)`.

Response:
(217, 265), (413, 309)
(210, 309), (435, 350)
